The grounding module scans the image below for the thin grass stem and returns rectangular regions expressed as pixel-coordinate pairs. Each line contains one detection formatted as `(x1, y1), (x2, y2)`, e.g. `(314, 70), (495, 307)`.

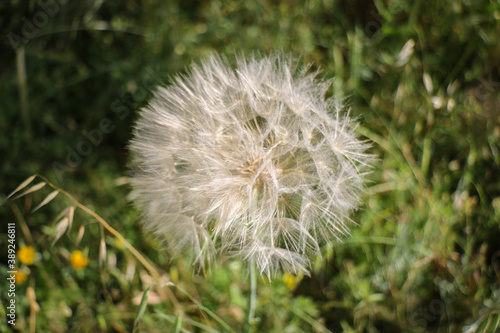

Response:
(248, 256), (257, 328)
(16, 45), (31, 139)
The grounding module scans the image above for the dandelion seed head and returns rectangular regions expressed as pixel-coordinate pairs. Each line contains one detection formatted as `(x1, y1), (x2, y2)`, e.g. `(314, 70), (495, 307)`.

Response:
(129, 53), (372, 277)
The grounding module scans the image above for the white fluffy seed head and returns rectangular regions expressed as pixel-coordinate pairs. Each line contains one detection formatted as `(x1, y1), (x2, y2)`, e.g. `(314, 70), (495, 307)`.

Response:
(129, 53), (372, 277)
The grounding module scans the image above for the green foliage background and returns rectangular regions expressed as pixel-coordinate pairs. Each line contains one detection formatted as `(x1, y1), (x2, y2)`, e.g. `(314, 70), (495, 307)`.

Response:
(1, 0), (499, 332)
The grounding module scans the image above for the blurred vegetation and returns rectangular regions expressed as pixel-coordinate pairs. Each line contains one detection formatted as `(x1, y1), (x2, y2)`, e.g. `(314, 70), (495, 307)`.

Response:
(1, 0), (499, 332)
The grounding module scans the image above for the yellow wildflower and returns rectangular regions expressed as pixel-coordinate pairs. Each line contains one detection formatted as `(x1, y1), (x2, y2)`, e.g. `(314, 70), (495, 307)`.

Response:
(18, 246), (36, 265)
(70, 250), (89, 270)
(15, 270), (28, 284)
(283, 273), (298, 289)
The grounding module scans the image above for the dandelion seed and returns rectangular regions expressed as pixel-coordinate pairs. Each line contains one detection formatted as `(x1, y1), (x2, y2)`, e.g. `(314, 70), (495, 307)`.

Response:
(70, 250), (89, 270)
(18, 245), (36, 266)
(129, 53), (372, 276)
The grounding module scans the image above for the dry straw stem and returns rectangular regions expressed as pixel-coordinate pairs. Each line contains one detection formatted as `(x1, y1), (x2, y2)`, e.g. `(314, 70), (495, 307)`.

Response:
(10, 174), (182, 314)
(27, 282), (40, 333)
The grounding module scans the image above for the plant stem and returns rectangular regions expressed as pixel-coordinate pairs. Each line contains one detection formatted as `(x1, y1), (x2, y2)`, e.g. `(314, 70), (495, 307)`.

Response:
(248, 189), (259, 330)
(248, 256), (257, 329)
(16, 45), (31, 139)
